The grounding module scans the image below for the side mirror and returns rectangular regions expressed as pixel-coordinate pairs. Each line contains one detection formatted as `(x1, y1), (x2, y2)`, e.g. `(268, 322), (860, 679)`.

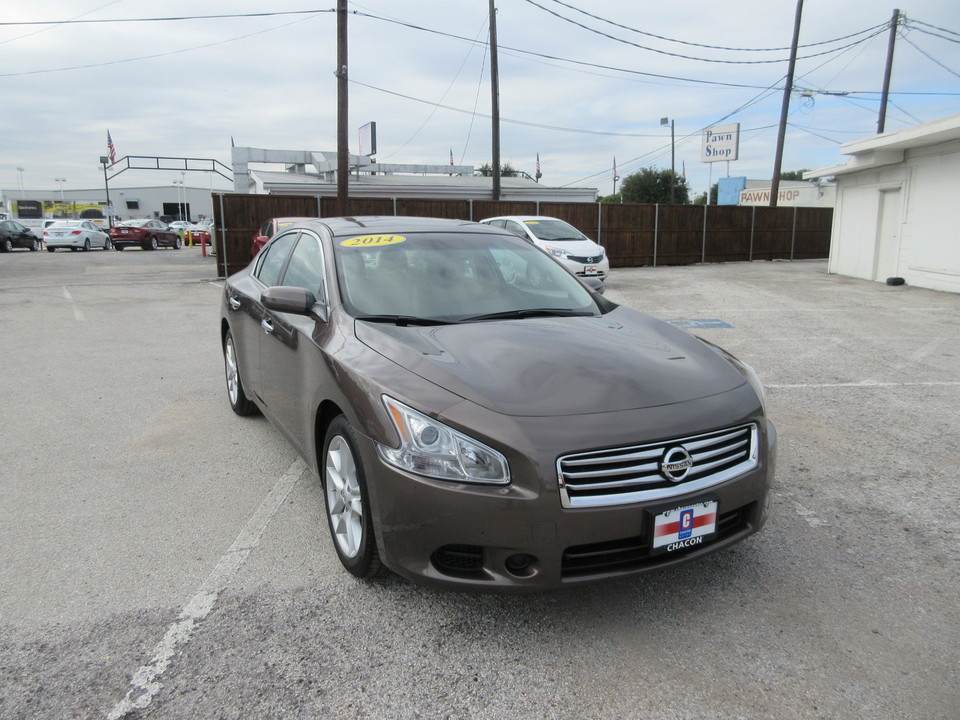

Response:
(262, 286), (328, 322)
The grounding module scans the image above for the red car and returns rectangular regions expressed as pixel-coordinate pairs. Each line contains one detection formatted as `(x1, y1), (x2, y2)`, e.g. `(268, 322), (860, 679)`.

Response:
(110, 219), (182, 251)
(251, 217), (312, 258)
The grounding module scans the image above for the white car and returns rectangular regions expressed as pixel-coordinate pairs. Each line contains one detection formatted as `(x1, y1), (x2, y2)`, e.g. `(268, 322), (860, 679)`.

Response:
(479, 216), (609, 286)
(44, 220), (111, 252)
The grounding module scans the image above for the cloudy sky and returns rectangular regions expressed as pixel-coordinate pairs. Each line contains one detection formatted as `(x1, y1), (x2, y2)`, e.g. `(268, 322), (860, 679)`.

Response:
(1, 0), (958, 200)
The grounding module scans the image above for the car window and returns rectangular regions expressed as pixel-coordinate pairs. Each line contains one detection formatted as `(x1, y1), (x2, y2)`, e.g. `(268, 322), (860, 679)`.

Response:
(503, 221), (529, 239)
(256, 231), (299, 287)
(281, 232), (326, 299)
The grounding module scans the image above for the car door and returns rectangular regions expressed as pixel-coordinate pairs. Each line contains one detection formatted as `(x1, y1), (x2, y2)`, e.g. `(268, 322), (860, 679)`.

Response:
(258, 230), (328, 451)
(225, 230), (300, 405)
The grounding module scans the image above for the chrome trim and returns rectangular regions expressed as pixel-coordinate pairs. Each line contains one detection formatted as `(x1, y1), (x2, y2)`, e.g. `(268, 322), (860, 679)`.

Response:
(558, 424), (759, 508)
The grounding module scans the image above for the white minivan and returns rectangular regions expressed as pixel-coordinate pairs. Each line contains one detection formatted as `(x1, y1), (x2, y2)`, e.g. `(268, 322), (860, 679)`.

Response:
(479, 216), (609, 286)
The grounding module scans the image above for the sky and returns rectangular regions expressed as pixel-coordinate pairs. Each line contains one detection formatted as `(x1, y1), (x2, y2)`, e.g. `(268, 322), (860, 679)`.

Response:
(1, 0), (958, 201)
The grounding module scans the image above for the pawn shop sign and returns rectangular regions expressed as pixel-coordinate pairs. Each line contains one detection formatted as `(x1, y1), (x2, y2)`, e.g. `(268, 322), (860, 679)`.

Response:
(701, 123), (740, 163)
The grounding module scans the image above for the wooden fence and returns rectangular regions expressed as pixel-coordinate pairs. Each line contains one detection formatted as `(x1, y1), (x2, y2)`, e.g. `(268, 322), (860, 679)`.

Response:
(211, 193), (832, 278)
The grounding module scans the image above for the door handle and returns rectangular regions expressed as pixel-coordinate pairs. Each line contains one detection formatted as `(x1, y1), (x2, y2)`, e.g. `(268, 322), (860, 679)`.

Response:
(228, 296), (241, 311)
(261, 317), (275, 334)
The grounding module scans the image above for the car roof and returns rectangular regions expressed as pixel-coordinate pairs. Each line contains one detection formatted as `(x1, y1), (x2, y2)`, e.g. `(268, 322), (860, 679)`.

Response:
(480, 215), (562, 223)
(290, 216), (508, 239)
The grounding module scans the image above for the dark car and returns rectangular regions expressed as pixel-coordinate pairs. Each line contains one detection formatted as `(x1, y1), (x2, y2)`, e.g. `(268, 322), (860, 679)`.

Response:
(0, 220), (40, 252)
(220, 217), (776, 592)
(251, 217), (312, 258)
(109, 219), (182, 251)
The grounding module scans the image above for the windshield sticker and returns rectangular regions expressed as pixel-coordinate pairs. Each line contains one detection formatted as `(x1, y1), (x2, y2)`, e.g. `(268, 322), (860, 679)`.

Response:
(341, 234), (406, 247)
(523, 221), (540, 225)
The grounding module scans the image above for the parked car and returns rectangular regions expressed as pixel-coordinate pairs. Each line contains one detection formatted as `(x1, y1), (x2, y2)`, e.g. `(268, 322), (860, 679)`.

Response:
(184, 223), (211, 246)
(479, 215), (610, 287)
(221, 217), (776, 592)
(109, 219), (182, 251)
(0, 219), (40, 252)
(44, 220), (111, 252)
(168, 221), (193, 234)
(251, 216), (312, 258)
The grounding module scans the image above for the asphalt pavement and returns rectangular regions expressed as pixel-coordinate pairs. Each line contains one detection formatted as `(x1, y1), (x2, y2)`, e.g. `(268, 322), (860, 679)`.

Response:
(0, 245), (957, 719)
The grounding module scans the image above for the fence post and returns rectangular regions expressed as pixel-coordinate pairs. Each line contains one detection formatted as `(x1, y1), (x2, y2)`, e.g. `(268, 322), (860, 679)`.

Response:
(469, 198), (474, 222)
(317, 195), (323, 217)
(392, 197), (397, 216)
(653, 203), (659, 267)
(791, 205), (797, 261)
(596, 202), (603, 245)
(749, 206), (755, 262)
(701, 204), (708, 264)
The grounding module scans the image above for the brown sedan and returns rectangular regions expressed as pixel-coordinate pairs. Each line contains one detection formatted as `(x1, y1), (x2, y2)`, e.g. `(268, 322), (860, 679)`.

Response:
(220, 217), (776, 591)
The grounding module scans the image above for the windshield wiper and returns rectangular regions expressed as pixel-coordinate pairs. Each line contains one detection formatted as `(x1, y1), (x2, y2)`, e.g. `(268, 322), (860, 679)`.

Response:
(356, 314), (456, 326)
(463, 308), (595, 322)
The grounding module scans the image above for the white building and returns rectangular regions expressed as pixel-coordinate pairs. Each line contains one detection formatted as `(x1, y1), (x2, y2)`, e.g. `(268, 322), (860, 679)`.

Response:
(232, 146), (598, 203)
(806, 113), (960, 294)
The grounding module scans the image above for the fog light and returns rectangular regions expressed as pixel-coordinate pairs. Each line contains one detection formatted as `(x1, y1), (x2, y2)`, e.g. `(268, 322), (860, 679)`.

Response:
(505, 554), (534, 574)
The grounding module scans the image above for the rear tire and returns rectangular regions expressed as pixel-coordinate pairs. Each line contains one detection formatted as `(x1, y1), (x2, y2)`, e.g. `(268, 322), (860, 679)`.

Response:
(223, 329), (259, 416)
(2, 239), (12, 252)
(323, 416), (383, 578)
(47, 247), (56, 253)
(83, 239), (90, 252)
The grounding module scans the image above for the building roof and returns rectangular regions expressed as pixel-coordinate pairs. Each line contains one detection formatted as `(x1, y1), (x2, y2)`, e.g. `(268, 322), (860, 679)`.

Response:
(805, 113), (960, 179)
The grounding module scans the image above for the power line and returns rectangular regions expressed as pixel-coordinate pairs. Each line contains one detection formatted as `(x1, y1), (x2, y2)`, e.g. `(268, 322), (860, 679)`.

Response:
(0, 9), (334, 26)
(521, 0), (888, 65)
(541, 0), (889, 52)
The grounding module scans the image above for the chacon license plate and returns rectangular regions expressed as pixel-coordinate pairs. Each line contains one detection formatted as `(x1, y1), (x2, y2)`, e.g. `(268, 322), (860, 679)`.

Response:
(584, 266), (598, 275)
(650, 499), (718, 554)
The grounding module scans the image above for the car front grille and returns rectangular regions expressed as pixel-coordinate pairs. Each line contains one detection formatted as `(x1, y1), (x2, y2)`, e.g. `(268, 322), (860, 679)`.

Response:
(558, 424), (758, 508)
(568, 254), (603, 263)
(561, 503), (753, 577)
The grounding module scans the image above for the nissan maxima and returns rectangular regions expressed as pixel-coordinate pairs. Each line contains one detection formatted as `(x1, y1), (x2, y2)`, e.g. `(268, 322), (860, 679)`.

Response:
(220, 217), (776, 592)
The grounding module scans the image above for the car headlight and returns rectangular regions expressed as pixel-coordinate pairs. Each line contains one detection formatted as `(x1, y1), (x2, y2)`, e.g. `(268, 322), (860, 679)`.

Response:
(376, 396), (510, 485)
(544, 246), (570, 259)
(739, 360), (767, 413)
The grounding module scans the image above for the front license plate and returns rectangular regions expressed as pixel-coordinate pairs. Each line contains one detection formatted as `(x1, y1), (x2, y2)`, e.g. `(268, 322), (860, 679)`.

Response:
(584, 266), (598, 275)
(651, 499), (718, 554)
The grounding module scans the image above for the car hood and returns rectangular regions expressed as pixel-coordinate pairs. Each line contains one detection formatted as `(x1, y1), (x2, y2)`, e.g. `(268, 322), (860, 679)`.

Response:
(354, 307), (747, 417)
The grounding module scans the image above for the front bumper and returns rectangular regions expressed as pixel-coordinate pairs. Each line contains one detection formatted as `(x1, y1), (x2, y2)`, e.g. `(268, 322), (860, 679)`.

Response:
(356, 397), (776, 593)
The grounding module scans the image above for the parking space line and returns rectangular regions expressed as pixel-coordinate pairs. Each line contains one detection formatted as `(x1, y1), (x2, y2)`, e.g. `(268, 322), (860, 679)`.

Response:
(767, 381), (960, 388)
(62, 286), (84, 322)
(105, 458), (307, 720)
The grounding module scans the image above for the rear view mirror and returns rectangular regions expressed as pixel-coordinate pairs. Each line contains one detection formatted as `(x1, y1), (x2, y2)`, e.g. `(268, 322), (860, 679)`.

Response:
(262, 286), (328, 322)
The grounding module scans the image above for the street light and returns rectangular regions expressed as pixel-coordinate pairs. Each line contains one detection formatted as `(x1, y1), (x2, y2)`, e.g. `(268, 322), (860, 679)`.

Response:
(54, 177), (66, 202)
(16, 167), (24, 193)
(660, 117), (676, 204)
(172, 180), (184, 222)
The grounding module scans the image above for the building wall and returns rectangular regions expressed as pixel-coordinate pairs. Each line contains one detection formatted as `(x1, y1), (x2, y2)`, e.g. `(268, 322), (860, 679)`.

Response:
(829, 139), (960, 293)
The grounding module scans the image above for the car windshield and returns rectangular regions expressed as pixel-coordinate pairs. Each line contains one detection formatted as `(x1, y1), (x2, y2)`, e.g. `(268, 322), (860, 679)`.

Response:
(523, 218), (588, 242)
(334, 231), (601, 323)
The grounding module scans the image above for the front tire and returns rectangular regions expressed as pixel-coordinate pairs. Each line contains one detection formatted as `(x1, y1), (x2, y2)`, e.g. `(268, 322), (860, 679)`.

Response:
(323, 416), (383, 578)
(223, 329), (258, 416)
(30, 238), (39, 251)
(173, 236), (182, 249)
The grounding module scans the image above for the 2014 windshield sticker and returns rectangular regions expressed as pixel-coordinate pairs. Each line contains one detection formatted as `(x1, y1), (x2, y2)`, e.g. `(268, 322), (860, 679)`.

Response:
(341, 234), (406, 247)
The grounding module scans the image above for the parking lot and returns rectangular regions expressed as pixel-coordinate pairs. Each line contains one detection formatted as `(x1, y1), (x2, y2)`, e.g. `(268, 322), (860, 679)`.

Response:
(1, 246), (957, 719)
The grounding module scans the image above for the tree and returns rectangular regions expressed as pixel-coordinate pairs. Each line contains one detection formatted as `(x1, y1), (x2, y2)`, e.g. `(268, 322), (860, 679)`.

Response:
(620, 167), (690, 204)
(779, 169), (810, 181)
(599, 193), (622, 204)
(693, 183), (719, 205)
(477, 162), (518, 177)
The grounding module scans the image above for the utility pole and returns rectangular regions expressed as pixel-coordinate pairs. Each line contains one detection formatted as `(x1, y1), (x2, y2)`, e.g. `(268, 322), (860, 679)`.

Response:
(770, 0), (803, 208)
(489, 0), (501, 201)
(877, 9), (900, 134)
(336, 0), (349, 215)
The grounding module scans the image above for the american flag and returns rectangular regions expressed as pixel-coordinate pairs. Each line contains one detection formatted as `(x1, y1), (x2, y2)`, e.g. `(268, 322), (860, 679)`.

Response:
(449, 149), (454, 167)
(107, 131), (117, 164)
(536, 153), (541, 176)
